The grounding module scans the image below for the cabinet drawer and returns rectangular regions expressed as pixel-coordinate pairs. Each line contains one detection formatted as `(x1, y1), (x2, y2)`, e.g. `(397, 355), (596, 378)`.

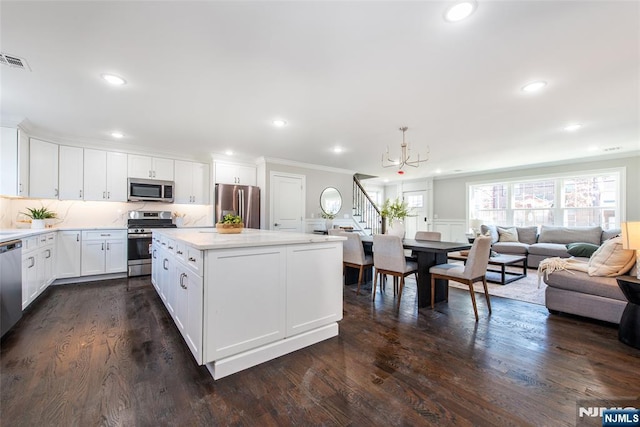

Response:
(175, 241), (187, 262)
(45, 232), (56, 245)
(22, 236), (39, 252)
(185, 246), (203, 272)
(159, 235), (176, 253)
(82, 230), (126, 241)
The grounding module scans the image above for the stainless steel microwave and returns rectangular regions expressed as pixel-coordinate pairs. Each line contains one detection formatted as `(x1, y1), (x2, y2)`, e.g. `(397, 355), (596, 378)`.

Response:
(127, 178), (174, 203)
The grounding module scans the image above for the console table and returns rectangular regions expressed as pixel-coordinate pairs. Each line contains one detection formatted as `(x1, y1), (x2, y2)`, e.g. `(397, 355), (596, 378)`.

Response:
(616, 275), (640, 349)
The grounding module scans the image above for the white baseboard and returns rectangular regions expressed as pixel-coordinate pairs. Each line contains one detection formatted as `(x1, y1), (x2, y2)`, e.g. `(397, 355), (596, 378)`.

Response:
(206, 323), (339, 380)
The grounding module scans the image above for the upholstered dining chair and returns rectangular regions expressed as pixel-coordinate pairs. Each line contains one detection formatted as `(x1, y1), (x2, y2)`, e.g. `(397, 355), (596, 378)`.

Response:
(341, 232), (373, 294)
(429, 236), (492, 321)
(372, 234), (418, 310)
(327, 229), (342, 236)
(414, 231), (442, 241)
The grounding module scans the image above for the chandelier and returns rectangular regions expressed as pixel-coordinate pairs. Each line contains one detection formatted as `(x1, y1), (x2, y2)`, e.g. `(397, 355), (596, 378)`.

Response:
(381, 127), (429, 174)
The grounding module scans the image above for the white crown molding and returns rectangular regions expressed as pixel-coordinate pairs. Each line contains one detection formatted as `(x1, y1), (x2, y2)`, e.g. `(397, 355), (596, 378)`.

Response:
(432, 150), (640, 181)
(260, 156), (355, 176)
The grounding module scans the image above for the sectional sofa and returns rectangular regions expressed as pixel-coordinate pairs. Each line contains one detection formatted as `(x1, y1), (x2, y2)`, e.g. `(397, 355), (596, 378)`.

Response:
(481, 224), (634, 324)
(480, 224), (620, 268)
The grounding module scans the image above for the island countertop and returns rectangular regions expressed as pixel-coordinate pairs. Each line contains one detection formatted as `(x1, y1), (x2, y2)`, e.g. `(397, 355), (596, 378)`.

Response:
(153, 228), (346, 250)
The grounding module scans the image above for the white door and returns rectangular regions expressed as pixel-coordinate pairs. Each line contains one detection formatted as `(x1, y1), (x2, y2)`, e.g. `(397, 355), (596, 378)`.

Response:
(403, 190), (429, 239)
(58, 145), (84, 200)
(29, 138), (59, 199)
(106, 152), (128, 201)
(83, 148), (107, 201)
(270, 172), (305, 232)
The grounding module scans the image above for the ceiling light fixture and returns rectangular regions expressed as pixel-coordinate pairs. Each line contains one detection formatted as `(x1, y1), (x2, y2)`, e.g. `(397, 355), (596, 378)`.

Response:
(444, 1), (477, 22)
(382, 127), (429, 174)
(564, 123), (582, 132)
(101, 73), (126, 86)
(225, 150), (233, 156)
(111, 131), (124, 139)
(521, 80), (547, 93)
(333, 146), (343, 154)
(272, 120), (287, 127)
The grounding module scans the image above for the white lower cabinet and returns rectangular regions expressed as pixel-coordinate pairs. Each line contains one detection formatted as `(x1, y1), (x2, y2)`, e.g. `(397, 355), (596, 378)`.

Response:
(174, 261), (203, 362)
(57, 230), (81, 278)
(151, 236), (161, 291)
(21, 232), (57, 309)
(81, 230), (126, 276)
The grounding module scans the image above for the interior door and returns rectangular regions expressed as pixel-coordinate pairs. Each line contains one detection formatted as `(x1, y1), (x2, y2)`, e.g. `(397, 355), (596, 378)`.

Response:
(270, 172), (305, 232)
(403, 190), (429, 239)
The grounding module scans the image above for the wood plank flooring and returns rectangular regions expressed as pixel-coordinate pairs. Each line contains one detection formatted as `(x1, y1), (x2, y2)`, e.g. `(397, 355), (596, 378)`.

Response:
(1, 276), (639, 426)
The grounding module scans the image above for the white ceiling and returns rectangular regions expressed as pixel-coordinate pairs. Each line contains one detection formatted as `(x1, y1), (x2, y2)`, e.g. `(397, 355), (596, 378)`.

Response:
(1, 1), (639, 182)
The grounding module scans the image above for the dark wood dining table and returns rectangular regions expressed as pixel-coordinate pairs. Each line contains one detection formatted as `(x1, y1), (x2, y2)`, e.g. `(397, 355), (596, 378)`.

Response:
(360, 236), (472, 308)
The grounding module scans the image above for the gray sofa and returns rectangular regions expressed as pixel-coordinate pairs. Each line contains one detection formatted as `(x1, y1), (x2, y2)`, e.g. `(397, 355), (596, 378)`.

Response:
(480, 225), (620, 268)
(543, 262), (631, 324)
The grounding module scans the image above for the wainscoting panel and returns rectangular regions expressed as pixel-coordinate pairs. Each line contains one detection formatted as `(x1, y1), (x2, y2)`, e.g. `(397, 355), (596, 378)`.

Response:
(433, 219), (468, 242)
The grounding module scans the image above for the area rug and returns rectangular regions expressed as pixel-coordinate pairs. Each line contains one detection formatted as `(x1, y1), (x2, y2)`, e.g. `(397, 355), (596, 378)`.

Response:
(447, 268), (546, 305)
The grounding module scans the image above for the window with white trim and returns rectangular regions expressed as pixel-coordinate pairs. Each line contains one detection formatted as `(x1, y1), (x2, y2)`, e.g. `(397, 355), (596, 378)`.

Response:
(468, 170), (622, 230)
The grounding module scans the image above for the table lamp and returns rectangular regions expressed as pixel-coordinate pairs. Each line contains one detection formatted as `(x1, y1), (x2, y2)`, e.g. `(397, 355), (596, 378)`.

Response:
(621, 221), (640, 279)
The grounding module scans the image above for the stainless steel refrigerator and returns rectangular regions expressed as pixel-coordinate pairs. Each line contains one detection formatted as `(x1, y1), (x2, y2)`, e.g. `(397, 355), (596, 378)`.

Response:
(215, 184), (260, 229)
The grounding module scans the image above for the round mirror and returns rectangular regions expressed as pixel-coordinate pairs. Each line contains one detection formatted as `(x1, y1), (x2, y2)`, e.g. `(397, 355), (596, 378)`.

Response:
(320, 187), (342, 216)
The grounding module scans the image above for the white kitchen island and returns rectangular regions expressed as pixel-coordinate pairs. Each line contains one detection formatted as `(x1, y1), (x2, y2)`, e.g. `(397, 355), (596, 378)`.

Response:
(151, 228), (345, 380)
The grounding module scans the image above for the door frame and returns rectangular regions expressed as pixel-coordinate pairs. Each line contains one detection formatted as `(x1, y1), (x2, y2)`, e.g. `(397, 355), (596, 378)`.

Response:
(269, 171), (306, 231)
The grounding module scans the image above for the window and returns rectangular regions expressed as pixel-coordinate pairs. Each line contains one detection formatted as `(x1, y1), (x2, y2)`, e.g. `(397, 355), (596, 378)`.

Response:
(468, 170), (622, 230)
(406, 194), (424, 208)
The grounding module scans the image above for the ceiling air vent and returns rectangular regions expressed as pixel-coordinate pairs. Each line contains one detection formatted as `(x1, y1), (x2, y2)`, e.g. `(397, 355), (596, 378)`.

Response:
(0, 53), (31, 71)
(603, 147), (621, 152)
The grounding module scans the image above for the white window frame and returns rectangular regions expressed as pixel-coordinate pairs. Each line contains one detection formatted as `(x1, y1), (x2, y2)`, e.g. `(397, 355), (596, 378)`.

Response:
(466, 167), (626, 230)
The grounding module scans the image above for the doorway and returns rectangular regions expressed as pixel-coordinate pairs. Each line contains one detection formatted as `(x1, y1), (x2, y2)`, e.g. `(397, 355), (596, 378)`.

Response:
(403, 190), (429, 239)
(270, 172), (305, 232)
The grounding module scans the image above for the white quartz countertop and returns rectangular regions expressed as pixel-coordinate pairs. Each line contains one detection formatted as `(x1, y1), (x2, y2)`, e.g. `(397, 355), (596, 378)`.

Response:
(154, 228), (346, 250)
(0, 226), (127, 243)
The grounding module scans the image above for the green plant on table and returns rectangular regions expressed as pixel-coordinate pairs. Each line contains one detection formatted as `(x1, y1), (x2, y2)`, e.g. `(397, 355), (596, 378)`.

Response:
(22, 207), (57, 220)
(219, 213), (243, 224)
(380, 197), (411, 227)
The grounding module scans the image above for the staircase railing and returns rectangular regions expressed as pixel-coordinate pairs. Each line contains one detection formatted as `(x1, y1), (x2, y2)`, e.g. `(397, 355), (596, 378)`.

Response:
(353, 175), (384, 235)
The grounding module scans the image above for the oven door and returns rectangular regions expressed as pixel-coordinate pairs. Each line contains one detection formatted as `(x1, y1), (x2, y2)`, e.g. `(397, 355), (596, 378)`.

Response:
(127, 233), (152, 276)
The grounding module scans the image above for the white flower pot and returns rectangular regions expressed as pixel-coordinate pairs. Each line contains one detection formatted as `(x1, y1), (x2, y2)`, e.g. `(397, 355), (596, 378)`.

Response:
(386, 221), (405, 238)
(31, 219), (46, 229)
(325, 219), (333, 230)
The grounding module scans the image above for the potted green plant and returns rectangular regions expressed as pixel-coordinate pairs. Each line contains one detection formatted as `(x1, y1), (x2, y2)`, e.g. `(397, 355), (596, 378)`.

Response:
(22, 206), (56, 229)
(380, 198), (411, 237)
(216, 213), (244, 234)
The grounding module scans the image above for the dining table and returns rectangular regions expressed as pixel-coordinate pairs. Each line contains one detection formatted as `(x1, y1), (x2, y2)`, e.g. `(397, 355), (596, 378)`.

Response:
(360, 236), (472, 308)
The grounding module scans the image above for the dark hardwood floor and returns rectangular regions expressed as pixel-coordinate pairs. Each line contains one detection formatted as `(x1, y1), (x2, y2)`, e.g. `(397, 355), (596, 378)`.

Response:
(1, 276), (639, 426)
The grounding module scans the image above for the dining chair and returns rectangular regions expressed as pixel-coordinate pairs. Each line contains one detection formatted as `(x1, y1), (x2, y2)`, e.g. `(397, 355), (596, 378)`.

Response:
(415, 231), (441, 241)
(429, 236), (492, 321)
(337, 232), (374, 295)
(372, 234), (418, 310)
(327, 229), (342, 236)
(407, 231), (442, 261)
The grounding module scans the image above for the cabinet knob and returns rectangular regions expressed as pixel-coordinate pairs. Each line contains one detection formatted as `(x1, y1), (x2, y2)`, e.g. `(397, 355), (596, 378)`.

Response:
(188, 256), (196, 262)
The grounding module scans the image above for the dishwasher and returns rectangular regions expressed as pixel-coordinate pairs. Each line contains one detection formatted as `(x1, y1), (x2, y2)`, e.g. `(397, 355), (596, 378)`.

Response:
(1, 239), (22, 338)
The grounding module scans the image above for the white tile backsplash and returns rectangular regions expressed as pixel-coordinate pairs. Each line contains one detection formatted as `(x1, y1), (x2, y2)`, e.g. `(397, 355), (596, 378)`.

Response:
(1, 197), (213, 229)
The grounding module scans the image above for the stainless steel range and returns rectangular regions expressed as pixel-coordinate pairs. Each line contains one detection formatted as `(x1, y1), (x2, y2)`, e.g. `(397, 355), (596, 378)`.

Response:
(127, 210), (176, 277)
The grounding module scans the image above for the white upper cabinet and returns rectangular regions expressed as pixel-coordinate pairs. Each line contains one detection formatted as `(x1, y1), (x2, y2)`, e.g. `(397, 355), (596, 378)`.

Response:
(29, 138), (59, 199)
(0, 126), (28, 196)
(128, 154), (174, 181)
(84, 149), (127, 201)
(214, 161), (256, 186)
(58, 145), (84, 200)
(174, 160), (210, 204)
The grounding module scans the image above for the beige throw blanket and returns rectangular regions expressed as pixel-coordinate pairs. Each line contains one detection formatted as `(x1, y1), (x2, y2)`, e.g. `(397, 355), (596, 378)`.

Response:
(537, 257), (589, 288)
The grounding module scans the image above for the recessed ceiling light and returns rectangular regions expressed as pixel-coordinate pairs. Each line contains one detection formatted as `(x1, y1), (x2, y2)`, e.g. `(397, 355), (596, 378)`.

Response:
(101, 73), (126, 86)
(588, 146), (599, 152)
(111, 131), (124, 139)
(383, 179), (389, 183)
(435, 169), (442, 174)
(444, 1), (477, 22)
(272, 120), (287, 127)
(225, 150), (233, 156)
(521, 81), (547, 93)
(333, 146), (343, 154)
(564, 123), (582, 132)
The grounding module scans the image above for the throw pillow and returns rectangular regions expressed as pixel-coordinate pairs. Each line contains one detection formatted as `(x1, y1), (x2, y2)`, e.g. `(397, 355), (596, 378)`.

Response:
(497, 226), (519, 242)
(587, 236), (636, 277)
(566, 242), (600, 258)
(480, 225), (499, 244)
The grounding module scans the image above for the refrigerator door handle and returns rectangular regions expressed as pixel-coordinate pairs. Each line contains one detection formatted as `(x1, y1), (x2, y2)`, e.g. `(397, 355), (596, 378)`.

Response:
(239, 189), (245, 220)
